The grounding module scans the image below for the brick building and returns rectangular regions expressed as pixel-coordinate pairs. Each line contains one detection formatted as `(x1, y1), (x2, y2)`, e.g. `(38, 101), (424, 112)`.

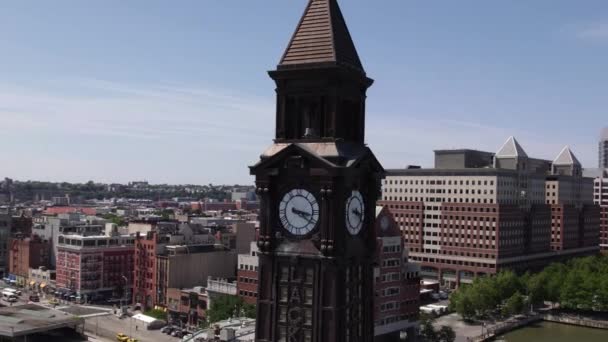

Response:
(8, 235), (51, 286)
(381, 137), (599, 287)
(55, 227), (135, 301)
(373, 206), (419, 341)
(133, 230), (236, 310)
(166, 287), (208, 329)
(237, 242), (259, 305)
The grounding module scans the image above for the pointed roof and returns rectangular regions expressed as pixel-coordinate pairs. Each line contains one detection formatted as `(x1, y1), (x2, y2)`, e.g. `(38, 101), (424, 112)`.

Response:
(601, 127), (608, 141)
(553, 146), (581, 166)
(496, 136), (528, 158)
(278, 0), (364, 73)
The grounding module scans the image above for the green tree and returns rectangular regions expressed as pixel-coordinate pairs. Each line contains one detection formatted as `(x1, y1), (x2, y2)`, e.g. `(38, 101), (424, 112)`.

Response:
(420, 319), (437, 342)
(449, 285), (476, 320)
(526, 273), (547, 308)
(437, 325), (456, 342)
(144, 308), (167, 320)
(494, 270), (521, 300)
(502, 292), (524, 316)
(206, 295), (255, 323)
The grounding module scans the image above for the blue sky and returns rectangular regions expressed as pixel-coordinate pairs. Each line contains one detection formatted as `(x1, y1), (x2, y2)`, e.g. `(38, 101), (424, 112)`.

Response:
(1, 0), (607, 184)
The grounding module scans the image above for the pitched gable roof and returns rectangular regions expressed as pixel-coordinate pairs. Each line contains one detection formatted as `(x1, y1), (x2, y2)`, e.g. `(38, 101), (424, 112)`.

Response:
(279, 0), (364, 73)
(601, 127), (608, 141)
(553, 146), (581, 166)
(496, 136), (528, 158)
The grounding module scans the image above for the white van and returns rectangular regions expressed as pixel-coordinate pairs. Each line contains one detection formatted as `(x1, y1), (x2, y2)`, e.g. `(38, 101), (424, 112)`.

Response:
(2, 291), (17, 302)
(4, 288), (21, 296)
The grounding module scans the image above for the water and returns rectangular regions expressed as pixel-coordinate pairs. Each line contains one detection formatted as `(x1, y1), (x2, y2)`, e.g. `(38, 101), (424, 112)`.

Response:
(499, 321), (608, 342)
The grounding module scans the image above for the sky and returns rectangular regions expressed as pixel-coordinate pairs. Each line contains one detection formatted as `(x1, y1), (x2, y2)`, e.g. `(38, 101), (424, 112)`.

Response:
(1, 0), (607, 185)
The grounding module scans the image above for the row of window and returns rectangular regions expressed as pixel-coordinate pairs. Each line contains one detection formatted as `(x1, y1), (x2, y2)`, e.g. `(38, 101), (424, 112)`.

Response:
(239, 264), (259, 271)
(382, 245), (401, 253)
(384, 196), (498, 204)
(385, 179), (495, 186)
(412, 256), (496, 269)
(239, 290), (257, 298)
(238, 276), (257, 284)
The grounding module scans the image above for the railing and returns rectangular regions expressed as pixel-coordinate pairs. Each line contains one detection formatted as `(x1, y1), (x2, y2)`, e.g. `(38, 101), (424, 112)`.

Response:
(466, 314), (543, 342)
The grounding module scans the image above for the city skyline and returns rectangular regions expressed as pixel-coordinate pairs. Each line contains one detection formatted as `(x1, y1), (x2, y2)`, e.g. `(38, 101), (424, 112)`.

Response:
(1, 1), (608, 184)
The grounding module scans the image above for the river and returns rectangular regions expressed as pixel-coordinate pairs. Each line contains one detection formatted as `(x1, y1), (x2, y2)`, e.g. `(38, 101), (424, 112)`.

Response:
(499, 321), (608, 341)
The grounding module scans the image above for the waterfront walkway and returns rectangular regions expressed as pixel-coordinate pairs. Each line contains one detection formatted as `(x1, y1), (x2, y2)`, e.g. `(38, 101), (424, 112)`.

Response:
(438, 311), (608, 342)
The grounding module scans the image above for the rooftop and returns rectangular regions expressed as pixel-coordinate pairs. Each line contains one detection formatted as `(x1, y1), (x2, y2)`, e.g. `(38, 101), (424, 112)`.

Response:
(0, 304), (84, 337)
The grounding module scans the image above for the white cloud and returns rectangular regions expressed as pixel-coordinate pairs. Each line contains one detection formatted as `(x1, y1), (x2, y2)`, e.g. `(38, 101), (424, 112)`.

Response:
(0, 78), (598, 184)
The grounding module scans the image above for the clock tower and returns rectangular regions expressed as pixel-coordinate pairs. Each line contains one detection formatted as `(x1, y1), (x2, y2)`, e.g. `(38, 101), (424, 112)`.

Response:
(250, 1), (384, 341)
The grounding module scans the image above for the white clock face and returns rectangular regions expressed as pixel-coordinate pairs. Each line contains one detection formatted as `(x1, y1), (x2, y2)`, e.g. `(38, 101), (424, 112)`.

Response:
(345, 190), (365, 235)
(279, 189), (319, 236)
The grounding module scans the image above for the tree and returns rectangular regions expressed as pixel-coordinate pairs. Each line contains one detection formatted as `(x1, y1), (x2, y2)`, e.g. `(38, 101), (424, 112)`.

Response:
(144, 308), (167, 320)
(494, 270), (521, 300)
(450, 289), (475, 320)
(420, 319), (437, 342)
(437, 325), (456, 342)
(526, 273), (547, 308)
(206, 295), (255, 323)
(502, 292), (524, 316)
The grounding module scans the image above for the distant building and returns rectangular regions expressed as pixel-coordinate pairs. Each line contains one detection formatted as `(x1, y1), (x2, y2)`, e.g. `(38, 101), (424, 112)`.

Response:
(233, 222), (256, 255)
(381, 137), (599, 287)
(8, 235), (51, 286)
(0, 214), (10, 277)
(600, 127), (608, 169)
(52, 196), (70, 206)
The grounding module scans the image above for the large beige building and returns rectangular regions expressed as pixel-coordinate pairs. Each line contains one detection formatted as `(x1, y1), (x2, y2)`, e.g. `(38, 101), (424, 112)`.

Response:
(381, 137), (598, 287)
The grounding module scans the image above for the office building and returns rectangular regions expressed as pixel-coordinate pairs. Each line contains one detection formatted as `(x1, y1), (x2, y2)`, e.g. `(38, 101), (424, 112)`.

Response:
(381, 137), (599, 287)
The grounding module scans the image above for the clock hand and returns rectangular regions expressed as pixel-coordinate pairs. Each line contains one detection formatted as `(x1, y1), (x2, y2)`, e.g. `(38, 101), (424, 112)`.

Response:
(292, 207), (311, 217)
(352, 208), (362, 218)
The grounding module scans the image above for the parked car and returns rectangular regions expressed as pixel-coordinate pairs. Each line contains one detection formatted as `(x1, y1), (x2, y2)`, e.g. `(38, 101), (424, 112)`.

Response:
(172, 330), (184, 338)
(29, 295), (40, 302)
(161, 326), (174, 334)
(182, 334), (193, 341)
(430, 292), (441, 300)
(439, 291), (449, 300)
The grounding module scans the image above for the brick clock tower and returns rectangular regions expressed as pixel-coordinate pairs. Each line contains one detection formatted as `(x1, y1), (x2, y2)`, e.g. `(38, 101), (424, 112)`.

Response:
(250, 1), (384, 341)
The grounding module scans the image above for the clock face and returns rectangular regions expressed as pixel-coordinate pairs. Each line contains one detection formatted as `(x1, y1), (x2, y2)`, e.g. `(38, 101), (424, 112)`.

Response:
(380, 216), (390, 231)
(345, 190), (365, 235)
(279, 189), (319, 236)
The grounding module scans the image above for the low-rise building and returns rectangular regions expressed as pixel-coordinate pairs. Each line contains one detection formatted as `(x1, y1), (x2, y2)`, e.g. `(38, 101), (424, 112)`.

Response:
(8, 235), (51, 287)
(166, 286), (208, 330)
(133, 230), (236, 310)
(206, 276), (237, 309)
(28, 266), (56, 293)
